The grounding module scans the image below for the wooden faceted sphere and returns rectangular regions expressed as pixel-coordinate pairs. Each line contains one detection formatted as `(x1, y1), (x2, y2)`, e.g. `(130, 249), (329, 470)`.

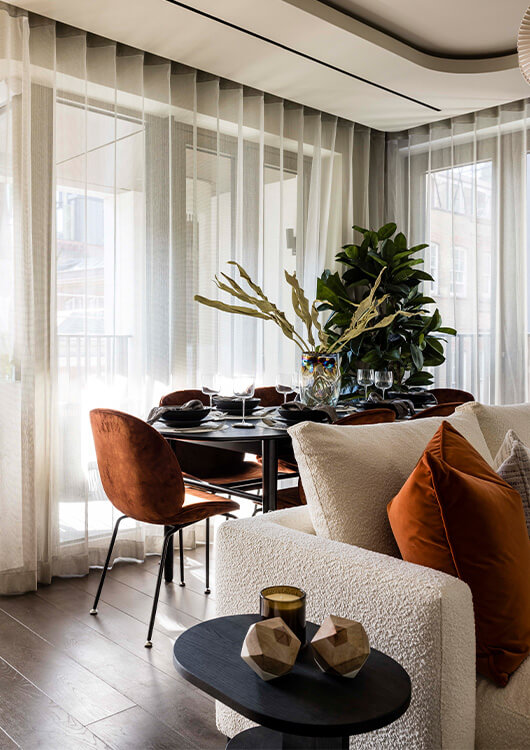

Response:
(241, 617), (301, 681)
(311, 615), (370, 678)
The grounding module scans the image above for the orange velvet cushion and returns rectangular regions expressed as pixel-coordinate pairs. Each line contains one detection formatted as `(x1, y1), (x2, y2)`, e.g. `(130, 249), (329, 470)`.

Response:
(387, 421), (530, 686)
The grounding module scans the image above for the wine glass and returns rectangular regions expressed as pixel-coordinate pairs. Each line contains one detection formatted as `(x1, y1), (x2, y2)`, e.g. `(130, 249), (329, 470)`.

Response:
(201, 372), (220, 409)
(275, 373), (294, 404)
(233, 375), (255, 429)
(357, 368), (374, 401)
(374, 370), (393, 401)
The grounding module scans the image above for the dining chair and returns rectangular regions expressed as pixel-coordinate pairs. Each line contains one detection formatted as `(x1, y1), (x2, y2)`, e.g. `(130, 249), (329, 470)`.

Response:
(159, 388), (297, 502)
(429, 388), (474, 404)
(276, 408), (396, 509)
(254, 386), (296, 407)
(410, 401), (464, 420)
(89, 408), (239, 648)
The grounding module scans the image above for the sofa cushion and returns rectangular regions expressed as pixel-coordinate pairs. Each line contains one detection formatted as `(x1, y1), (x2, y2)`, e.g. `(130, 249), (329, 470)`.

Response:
(494, 430), (530, 537)
(288, 410), (492, 557)
(387, 421), (530, 686)
(456, 401), (530, 458)
(476, 644), (530, 748)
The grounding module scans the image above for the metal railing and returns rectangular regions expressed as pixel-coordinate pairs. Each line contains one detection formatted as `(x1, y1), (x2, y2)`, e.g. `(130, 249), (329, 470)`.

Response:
(57, 334), (131, 382)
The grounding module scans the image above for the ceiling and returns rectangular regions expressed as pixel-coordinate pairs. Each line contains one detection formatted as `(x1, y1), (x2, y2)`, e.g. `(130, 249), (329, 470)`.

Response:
(318, 0), (525, 58)
(7, 0), (530, 131)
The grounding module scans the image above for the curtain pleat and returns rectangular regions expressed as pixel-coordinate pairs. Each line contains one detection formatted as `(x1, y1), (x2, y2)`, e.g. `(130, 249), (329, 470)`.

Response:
(389, 103), (530, 405)
(0, 3), (385, 593)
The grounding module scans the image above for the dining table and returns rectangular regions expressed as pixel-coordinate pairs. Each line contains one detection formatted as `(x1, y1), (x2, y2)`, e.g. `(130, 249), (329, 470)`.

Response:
(153, 417), (291, 583)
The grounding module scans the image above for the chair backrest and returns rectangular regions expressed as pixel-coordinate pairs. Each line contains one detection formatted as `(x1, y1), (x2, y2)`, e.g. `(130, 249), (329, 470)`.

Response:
(410, 402), (464, 420)
(430, 388), (474, 405)
(160, 389), (208, 407)
(254, 386), (296, 407)
(336, 408), (396, 426)
(90, 408), (185, 524)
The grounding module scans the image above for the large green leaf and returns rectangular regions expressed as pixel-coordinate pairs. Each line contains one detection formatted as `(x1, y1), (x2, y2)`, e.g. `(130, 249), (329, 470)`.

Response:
(377, 222), (396, 240)
(410, 343), (424, 371)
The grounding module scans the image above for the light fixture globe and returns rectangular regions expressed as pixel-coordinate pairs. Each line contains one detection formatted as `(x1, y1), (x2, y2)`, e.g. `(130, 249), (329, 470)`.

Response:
(518, 6), (530, 84)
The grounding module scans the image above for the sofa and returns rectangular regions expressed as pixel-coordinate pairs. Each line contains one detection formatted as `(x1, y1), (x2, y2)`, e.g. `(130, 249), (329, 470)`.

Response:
(214, 401), (530, 749)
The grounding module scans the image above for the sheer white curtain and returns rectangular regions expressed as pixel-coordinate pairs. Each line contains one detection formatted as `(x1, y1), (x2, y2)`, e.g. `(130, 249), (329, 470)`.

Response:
(0, 4), (385, 594)
(388, 102), (530, 404)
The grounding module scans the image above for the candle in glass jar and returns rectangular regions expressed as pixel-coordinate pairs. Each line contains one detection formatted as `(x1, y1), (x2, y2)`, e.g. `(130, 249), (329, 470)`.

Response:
(260, 586), (306, 643)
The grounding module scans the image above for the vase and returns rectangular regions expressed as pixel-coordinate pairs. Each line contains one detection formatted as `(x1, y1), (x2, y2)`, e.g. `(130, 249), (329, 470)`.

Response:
(300, 352), (341, 407)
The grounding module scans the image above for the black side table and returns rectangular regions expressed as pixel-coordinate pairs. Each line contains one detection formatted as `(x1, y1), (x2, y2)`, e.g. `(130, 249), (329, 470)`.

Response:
(173, 615), (411, 749)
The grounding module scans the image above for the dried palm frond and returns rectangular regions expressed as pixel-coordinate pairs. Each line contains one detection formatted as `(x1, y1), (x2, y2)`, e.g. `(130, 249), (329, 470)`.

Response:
(195, 262), (420, 353)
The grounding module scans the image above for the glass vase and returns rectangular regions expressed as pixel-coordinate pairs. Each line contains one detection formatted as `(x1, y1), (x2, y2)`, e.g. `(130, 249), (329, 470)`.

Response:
(300, 352), (341, 407)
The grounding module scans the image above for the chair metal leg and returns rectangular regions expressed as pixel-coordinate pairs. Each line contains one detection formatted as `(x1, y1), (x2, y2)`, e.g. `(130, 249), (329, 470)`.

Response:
(90, 514), (127, 615)
(146, 526), (178, 648)
(179, 528), (185, 587)
(205, 517), (211, 595)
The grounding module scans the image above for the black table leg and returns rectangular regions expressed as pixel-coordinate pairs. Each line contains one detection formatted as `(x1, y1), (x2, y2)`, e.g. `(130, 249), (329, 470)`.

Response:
(227, 727), (348, 748)
(261, 439), (278, 513)
(164, 525), (174, 582)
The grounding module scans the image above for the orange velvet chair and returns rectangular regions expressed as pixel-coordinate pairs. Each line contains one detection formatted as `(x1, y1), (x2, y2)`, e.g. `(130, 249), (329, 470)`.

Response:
(410, 402), (464, 420)
(89, 408), (239, 647)
(276, 408), (396, 510)
(430, 388), (474, 405)
(159, 389), (296, 492)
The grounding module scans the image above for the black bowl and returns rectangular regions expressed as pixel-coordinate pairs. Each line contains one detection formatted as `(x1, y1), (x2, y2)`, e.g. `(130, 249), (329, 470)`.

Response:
(213, 397), (261, 416)
(278, 406), (332, 425)
(159, 406), (210, 425)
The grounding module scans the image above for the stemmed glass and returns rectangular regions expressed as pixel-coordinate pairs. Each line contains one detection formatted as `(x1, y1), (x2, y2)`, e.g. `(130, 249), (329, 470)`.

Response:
(233, 375), (256, 429)
(357, 368), (374, 401)
(374, 370), (393, 401)
(201, 373), (220, 409)
(275, 373), (294, 404)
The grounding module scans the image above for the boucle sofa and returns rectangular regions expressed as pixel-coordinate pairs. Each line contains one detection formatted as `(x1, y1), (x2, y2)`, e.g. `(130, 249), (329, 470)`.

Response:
(214, 402), (530, 749)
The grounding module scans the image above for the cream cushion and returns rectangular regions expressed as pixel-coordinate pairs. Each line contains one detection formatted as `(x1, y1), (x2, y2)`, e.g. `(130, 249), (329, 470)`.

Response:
(456, 401), (530, 459)
(476, 655), (530, 749)
(288, 411), (493, 556)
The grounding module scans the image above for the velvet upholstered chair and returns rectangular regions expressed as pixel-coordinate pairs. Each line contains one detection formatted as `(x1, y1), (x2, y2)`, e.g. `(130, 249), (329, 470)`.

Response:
(89, 408), (239, 647)
(159, 388), (297, 502)
(410, 401), (465, 419)
(430, 387), (474, 404)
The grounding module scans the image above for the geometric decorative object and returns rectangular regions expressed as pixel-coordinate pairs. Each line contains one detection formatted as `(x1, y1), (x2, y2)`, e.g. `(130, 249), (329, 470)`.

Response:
(311, 615), (370, 678)
(241, 617), (301, 681)
(518, 6), (530, 85)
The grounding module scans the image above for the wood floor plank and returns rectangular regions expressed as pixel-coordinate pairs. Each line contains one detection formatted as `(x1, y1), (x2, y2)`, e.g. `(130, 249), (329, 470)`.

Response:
(0, 590), (223, 749)
(0, 609), (133, 725)
(0, 658), (111, 750)
(0, 727), (19, 748)
(107, 561), (216, 622)
(70, 571), (202, 637)
(88, 705), (196, 750)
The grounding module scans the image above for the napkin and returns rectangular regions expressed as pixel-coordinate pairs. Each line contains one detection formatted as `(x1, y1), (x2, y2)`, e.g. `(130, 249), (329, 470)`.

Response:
(146, 400), (205, 425)
(281, 400), (337, 423)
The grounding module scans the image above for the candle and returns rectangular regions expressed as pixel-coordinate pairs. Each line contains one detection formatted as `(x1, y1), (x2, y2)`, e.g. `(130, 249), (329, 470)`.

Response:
(260, 586), (306, 643)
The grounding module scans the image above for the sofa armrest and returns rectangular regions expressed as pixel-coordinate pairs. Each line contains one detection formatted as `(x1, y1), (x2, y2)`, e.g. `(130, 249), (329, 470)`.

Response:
(215, 508), (475, 750)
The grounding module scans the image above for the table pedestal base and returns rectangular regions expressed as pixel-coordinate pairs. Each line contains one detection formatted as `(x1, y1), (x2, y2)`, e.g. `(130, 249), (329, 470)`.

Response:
(227, 727), (348, 749)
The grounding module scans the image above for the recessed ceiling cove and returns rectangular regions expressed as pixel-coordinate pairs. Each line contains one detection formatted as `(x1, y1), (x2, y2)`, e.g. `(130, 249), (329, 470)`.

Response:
(5, 0), (530, 130)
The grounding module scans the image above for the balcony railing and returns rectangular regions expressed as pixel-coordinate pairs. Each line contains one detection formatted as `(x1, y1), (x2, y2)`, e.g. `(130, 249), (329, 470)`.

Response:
(57, 334), (131, 382)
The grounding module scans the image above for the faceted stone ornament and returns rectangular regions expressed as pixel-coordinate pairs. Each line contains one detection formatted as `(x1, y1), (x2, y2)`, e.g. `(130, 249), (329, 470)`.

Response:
(311, 615), (370, 678)
(241, 616), (301, 681)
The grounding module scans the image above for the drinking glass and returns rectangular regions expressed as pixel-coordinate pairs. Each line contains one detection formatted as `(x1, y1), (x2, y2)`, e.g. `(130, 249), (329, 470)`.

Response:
(201, 372), (220, 409)
(275, 373), (294, 404)
(374, 369), (393, 400)
(357, 368), (374, 401)
(291, 372), (300, 400)
(233, 375), (255, 429)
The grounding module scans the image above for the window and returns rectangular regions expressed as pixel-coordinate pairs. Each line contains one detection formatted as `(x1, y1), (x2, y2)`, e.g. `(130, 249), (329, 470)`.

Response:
(450, 246), (467, 298)
(429, 242), (439, 295)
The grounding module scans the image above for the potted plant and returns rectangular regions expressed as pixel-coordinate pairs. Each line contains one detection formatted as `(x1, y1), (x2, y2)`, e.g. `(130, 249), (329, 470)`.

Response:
(316, 222), (456, 392)
(195, 261), (416, 406)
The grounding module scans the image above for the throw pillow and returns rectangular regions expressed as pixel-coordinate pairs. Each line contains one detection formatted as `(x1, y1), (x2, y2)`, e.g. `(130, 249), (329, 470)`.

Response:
(494, 430), (530, 537)
(387, 421), (530, 686)
(288, 410), (493, 557)
(456, 401), (530, 459)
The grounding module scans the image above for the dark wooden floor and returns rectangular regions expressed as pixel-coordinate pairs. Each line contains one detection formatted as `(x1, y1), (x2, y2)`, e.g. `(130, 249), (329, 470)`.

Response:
(0, 543), (224, 749)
